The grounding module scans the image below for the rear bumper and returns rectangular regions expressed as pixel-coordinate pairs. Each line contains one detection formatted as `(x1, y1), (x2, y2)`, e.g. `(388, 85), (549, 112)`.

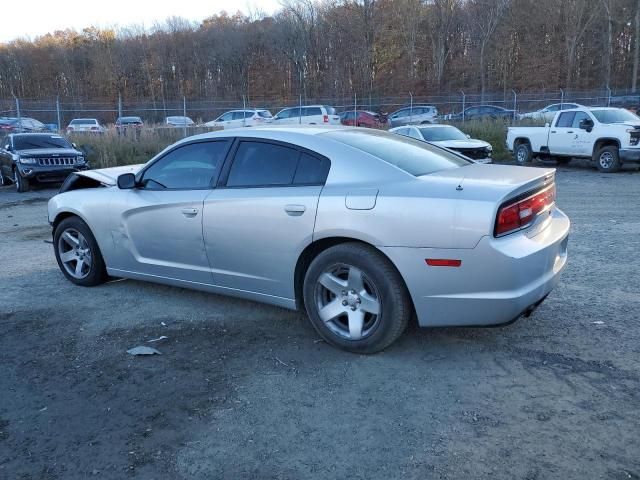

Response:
(619, 148), (640, 163)
(381, 208), (570, 327)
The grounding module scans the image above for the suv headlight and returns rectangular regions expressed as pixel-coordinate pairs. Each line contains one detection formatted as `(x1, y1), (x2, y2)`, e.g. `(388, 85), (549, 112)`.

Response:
(19, 157), (37, 165)
(76, 156), (85, 164)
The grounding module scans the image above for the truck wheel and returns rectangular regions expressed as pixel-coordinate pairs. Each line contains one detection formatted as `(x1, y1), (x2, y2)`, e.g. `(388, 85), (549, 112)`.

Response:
(13, 168), (30, 193)
(514, 142), (532, 164)
(595, 146), (621, 173)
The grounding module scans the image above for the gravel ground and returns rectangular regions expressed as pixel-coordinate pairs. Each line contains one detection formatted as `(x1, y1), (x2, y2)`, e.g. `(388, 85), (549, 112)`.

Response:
(1, 162), (639, 479)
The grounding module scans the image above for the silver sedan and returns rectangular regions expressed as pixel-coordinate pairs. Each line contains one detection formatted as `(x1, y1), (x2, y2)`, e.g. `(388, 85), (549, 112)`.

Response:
(48, 127), (570, 353)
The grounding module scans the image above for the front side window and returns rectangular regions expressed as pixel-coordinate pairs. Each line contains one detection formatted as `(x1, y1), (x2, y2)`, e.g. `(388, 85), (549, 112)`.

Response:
(227, 142), (300, 187)
(232, 111), (248, 120)
(140, 141), (228, 190)
(219, 112), (234, 122)
(572, 111), (591, 128)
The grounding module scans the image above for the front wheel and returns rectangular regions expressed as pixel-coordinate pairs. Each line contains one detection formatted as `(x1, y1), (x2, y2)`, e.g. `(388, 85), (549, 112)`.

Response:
(595, 146), (621, 173)
(54, 216), (107, 286)
(514, 142), (532, 164)
(303, 243), (411, 353)
(14, 168), (30, 192)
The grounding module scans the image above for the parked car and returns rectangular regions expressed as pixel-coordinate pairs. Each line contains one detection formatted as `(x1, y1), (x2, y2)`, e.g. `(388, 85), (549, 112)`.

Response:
(66, 118), (106, 134)
(388, 105), (438, 127)
(115, 116), (144, 136)
(0, 133), (87, 192)
(518, 103), (583, 123)
(390, 124), (492, 163)
(339, 110), (385, 128)
(0, 117), (47, 133)
(48, 127), (569, 353)
(166, 116), (195, 128)
(507, 107), (640, 173)
(272, 105), (340, 125)
(204, 109), (273, 129)
(447, 105), (515, 122)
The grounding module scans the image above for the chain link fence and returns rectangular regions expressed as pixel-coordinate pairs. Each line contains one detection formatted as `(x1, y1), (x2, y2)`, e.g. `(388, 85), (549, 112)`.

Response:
(1, 88), (639, 132)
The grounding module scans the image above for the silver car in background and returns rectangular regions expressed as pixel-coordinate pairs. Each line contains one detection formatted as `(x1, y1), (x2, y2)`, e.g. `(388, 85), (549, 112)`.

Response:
(48, 127), (569, 353)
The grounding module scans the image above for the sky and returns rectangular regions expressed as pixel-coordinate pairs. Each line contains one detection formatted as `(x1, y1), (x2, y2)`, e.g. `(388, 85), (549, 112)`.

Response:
(2, 0), (282, 42)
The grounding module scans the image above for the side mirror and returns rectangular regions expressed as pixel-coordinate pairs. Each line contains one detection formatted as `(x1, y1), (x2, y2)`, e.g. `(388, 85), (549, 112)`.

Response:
(579, 119), (594, 132)
(466, 134), (471, 139)
(72, 142), (78, 149)
(545, 122), (550, 128)
(117, 173), (137, 189)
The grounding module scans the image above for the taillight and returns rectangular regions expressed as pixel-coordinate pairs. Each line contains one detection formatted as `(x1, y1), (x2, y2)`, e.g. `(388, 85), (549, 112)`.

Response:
(323, 115), (329, 123)
(495, 184), (556, 237)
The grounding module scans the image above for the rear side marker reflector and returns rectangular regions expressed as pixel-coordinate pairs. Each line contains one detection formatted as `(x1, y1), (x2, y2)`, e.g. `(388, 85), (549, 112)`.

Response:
(425, 259), (462, 267)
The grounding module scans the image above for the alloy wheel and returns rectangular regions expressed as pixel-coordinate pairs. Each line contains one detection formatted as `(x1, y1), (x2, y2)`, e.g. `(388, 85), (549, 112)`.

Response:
(599, 151), (614, 169)
(314, 263), (382, 341)
(57, 228), (93, 279)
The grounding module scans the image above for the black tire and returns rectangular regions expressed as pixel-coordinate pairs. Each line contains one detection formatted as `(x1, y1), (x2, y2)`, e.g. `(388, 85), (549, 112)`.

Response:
(53, 216), (107, 287)
(0, 169), (8, 186)
(303, 243), (411, 354)
(514, 142), (532, 164)
(594, 145), (621, 173)
(13, 168), (30, 193)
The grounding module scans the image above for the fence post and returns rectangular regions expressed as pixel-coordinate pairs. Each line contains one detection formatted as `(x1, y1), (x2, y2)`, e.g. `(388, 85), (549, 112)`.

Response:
(56, 96), (61, 132)
(299, 93), (302, 125)
(560, 88), (564, 108)
(409, 92), (413, 123)
(606, 87), (612, 107)
(14, 95), (21, 126)
(183, 96), (187, 138)
(354, 93), (357, 117)
(118, 93), (123, 119)
(512, 89), (517, 121)
(242, 95), (247, 127)
(460, 90), (465, 123)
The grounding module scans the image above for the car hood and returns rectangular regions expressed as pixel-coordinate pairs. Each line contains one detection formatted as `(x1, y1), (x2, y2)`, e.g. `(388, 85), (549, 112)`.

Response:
(431, 139), (490, 149)
(16, 148), (82, 156)
(75, 164), (143, 186)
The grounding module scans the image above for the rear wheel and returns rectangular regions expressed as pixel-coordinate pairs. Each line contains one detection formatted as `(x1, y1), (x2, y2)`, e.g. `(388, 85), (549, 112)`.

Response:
(595, 146), (621, 173)
(514, 142), (532, 164)
(54, 216), (107, 286)
(13, 168), (30, 193)
(303, 243), (411, 354)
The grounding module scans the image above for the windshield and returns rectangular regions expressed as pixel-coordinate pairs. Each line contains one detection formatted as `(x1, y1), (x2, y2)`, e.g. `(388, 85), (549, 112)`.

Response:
(418, 126), (468, 141)
(118, 117), (142, 124)
(13, 134), (72, 150)
(323, 129), (470, 176)
(591, 109), (640, 124)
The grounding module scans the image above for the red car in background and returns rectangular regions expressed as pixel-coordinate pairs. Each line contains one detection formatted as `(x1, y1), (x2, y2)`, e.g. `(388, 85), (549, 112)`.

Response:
(339, 110), (386, 128)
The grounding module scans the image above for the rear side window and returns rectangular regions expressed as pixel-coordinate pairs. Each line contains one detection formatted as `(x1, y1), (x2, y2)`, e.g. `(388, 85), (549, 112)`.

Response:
(303, 107), (322, 116)
(556, 112), (575, 127)
(294, 153), (330, 184)
(227, 142), (300, 187)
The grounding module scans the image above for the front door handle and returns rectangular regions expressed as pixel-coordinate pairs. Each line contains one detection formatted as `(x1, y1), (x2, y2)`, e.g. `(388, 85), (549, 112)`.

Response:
(550, 130), (556, 134)
(181, 207), (199, 217)
(567, 131), (574, 134)
(285, 204), (306, 216)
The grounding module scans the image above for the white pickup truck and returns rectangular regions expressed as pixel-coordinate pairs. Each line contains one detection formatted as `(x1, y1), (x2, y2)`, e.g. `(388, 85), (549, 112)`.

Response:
(506, 107), (640, 172)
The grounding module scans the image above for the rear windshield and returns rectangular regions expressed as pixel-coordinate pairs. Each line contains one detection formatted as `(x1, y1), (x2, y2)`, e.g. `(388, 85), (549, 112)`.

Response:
(323, 129), (471, 176)
(323, 106), (336, 115)
(13, 134), (72, 150)
(257, 111), (272, 118)
(70, 119), (97, 125)
(118, 117), (142, 123)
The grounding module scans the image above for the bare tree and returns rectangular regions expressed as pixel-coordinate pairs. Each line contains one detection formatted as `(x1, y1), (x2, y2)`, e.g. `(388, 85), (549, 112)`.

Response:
(427, 0), (460, 91)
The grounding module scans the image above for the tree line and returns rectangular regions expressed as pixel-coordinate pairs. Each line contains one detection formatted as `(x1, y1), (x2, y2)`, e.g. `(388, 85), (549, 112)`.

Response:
(1, 0), (639, 104)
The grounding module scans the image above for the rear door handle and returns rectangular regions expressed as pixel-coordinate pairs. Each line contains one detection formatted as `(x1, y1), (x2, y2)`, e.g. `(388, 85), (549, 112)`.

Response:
(550, 130), (556, 133)
(181, 208), (199, 217)
(285, 204), (306, 216)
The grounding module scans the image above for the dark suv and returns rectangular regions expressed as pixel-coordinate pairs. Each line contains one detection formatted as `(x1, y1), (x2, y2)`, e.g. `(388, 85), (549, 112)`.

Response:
(0, 133), (88, 192)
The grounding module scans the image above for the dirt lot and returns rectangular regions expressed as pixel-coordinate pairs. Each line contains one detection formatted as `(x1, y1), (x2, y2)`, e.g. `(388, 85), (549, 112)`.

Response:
(1, 162), (639, 479)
